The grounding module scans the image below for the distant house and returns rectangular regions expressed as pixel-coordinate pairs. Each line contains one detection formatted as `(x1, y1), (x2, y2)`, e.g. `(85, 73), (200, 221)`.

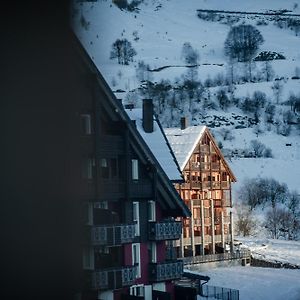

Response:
(164, 118), (236, 257)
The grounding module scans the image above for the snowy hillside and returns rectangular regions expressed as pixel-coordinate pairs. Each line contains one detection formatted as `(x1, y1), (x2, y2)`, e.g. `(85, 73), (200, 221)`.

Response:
(72, 0), (300, 185)
(72, 0), (300, 240)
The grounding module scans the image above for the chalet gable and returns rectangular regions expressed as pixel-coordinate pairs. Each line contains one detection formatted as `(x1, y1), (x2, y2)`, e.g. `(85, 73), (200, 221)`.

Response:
(165, 125), (236, 182)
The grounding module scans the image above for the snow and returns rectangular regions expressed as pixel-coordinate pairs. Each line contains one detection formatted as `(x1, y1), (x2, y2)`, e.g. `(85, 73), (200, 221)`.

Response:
(125, 108), (182, 181)
(218, 126), (300, 194)
(192, 266), (300, 300)
(164, 125), (206, 171)
(236, 237), (300, 266)
(186, 237), (300, 300)
(72, 1), (300, 297)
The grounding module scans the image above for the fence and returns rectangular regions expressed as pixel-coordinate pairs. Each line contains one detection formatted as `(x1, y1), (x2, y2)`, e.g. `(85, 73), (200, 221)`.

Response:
(182, 250), (251, 265)
(200, 284), (239, 300)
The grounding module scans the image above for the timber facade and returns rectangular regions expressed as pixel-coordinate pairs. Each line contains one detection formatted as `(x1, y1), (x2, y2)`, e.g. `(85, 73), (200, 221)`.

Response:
(165, 122), (236, 258)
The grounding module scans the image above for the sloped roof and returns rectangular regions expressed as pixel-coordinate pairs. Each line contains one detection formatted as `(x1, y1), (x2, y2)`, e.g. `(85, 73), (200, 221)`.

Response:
(126, 108), (183, 182)
(165, 125), (236, 181)
(164, 125), (206, 171)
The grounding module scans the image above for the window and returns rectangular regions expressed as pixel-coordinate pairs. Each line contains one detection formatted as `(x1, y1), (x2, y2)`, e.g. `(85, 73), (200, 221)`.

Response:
(131, 159), (139, 180)
(132, 243), (141, 278)
(83, 202), (93, 225)
(82, 158), (95, 179)
(100, 158), (109, 178)
(148, 242), (157, 263)
(93, 201), (108, 209)
(148, 200), (156, 221)
(80, 114), (92, 135)
(133, 202), (140, 236)
(130, 284), (144, 297)
(83, 247), (94, 270)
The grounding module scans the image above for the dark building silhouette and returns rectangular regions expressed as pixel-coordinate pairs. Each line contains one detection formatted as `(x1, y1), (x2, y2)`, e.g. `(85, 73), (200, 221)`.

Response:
(0, 2), (189, 299)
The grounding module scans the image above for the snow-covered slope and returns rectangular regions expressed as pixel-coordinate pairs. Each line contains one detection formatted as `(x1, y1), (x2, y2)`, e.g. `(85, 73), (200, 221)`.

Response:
(72, 0), (300, 207)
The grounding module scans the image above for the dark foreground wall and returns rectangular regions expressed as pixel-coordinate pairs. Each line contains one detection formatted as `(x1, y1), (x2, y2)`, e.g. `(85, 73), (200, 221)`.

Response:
(0, 2), (85, 299)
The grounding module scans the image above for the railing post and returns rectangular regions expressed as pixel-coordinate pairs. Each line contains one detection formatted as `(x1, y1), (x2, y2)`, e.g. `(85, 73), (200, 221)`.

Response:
(221, 211), (225, 251)
(210, 199), (215, 254)
(230, 212), (234, 253)
(200, 200), (205, 255)
(190, 200), (195, 257)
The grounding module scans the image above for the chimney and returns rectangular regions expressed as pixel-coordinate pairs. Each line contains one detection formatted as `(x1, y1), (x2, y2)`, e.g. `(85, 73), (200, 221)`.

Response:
(180, 117), (188, 130)
(143, 99), (153, 133)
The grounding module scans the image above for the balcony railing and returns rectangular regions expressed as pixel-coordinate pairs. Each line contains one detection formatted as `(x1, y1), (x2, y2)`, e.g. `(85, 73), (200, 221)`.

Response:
(149, 260), (183, 282)
(222, 198), (231, 207)
(211, 162), (220, 171)
(223, 216), (231, 224)
(91, 224), (135, 246)
(149, 221), (182, 241)
(200, 145), (210, 153)
(191, 182), (201, 189)
(221, 181), (230, 189)
(182, 250), (251, 265)
(91, 266), (137, 290)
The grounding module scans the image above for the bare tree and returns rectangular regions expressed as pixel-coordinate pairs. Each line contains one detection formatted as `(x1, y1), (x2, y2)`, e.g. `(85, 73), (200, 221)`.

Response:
(239, 178), (286, 209)
(136, 60), (153, 82)
(250, 140), (272, 158)
(181, 42), (199, 65)
(235, 204), (257, 237)
(110, 38), (137, 65)
(224, 25), (264, 63)
(272, 81), (283, 104)
(224, 25), (264, 81)
(265, 206), (291, 239)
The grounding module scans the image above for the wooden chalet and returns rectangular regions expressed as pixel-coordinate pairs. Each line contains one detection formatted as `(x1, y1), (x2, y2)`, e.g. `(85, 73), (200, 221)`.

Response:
(165, 118), (236, 257)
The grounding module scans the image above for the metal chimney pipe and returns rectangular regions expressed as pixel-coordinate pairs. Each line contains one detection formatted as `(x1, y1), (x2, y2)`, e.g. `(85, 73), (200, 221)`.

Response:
(143, 99), (153, 133)
(180, 117), (188, 130)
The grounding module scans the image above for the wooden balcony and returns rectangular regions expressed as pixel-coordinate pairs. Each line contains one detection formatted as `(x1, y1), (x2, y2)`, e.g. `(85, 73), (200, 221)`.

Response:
(90, 224), (135, 246)
(149, 260), (183, 282)
(211, 182), (221, 189)
(180, 181), (231, 191)
(211, 163), (220, 171)
(191, 182), (201, 189)
(200, 145), (210, 153)
(90, 266), (137, 290)
(180, 182), (191, 189)
(201, 182), (211, 189)
(190, 162), (201, 171)
(148, 221), (182, 241)
(222, 198), (231, 207)
(223, 216), (231, 224)
(221, 181), (230, 189)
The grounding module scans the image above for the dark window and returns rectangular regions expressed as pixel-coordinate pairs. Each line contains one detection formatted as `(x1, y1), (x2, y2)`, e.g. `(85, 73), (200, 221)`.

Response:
(82, 158), (95, 179)
(100, 158), (109, 178)
(80, 114), (92, 135)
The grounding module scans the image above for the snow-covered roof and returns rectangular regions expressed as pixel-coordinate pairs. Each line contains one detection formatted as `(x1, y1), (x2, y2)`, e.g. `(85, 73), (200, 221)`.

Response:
(164, 125), (206, 171)
(125, 108), (182, 182)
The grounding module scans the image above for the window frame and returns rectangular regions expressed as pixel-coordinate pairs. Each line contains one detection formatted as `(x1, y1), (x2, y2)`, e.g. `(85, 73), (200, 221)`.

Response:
(147, 200), (156, 222)
(80, 114), (92, 135)
(131, 159), (139, 180)
(132, 243), (141, 278)
(133, 201), (140, 236)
